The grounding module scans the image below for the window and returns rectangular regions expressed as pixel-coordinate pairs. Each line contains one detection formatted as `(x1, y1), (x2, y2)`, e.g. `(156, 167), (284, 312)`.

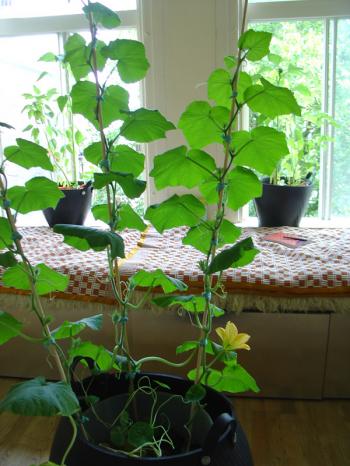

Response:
(0, 0), (141, 225)
(245, 0), (350, 224)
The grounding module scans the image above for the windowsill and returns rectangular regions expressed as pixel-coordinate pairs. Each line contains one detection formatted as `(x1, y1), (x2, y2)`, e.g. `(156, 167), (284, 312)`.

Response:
(238, 217), (350, 228)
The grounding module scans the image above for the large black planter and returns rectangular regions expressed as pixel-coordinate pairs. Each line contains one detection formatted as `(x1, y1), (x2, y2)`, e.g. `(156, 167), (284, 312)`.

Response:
(254, 182), (313, 227)
(50, 372), (253, 466)
(43, 182), (93, 227)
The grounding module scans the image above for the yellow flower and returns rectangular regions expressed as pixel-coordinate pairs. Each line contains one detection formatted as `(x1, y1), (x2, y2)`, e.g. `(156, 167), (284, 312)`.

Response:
(215, 321), (251, 351)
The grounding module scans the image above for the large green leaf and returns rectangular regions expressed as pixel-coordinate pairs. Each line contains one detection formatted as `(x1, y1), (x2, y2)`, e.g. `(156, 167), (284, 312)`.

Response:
(244, 78), (301, 118)
(93, 172), (146, 199)
(178, 101), (229, 148)
(232, 127), (289, 175)
(92, 203), (146, 231)
(207, 237), (259, 274)
(0, 217), (13, 248)
(207, 68), (232, 108)
(0, 311), (23, 345)
(83, 2), (121, 28)
(4, 139), (53, 171)
(52, 314), (103, 340)
(120, 108), (175, 143)
(151, 146), (217, 190)
(183, 219), (241, 254)
(145, 194), (206, 233)
(238, 29), (272, 61)
(3, 263), (69, 295)
(71, 81), (129, 129)
(227, 167), (262, 211)
(53, 224), (125, 260)
(103, 39), (150, 83)
(130, 269), (187, 293)
(64, 34), (107, 81)
(109, 145), (145, 177)
(6, 177), (64, 214)
(117, 204), (146, 231)
(68, 341), (113, 372)
(207, 365), (259, 393)
(83, 141), (103, 166)
(0, 378), (80, 416)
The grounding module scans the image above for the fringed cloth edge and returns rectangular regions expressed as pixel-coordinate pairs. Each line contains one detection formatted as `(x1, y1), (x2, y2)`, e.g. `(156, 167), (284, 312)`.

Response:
(2, 289), (350, 314)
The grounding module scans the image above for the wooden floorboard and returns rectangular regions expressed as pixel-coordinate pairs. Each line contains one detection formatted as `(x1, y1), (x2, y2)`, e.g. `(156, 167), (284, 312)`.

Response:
(0, 378), (349, 466)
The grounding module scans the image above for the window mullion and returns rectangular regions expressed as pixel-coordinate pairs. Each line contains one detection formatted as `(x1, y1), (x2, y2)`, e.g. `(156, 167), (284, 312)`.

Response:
(325, 19), (338, 220)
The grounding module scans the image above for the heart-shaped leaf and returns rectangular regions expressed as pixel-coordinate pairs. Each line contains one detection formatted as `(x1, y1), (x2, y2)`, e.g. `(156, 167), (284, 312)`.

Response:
(151, 146), (217, 190)
(120, 108), (175, 143)
(6, 177), (65, 214)
(0, 377), (80, 416)
(103, 39), (150, 83)
(145, 194), (205, 233)
(4, 139), (53, 171)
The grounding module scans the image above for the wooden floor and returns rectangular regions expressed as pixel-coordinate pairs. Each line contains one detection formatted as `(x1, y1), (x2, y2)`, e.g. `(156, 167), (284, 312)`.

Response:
(0, 378), (349, 466)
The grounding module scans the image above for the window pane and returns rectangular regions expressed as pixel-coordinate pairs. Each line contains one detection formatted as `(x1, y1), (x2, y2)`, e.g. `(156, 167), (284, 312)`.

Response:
(331, 19), (350, 217)
(0, 34), (61, 177)
(247, 20), (324, 218)
(0, 0), (136, 19)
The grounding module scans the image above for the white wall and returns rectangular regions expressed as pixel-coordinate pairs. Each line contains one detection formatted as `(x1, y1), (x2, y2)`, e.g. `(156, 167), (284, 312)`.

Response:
(138, 0), (240, 204)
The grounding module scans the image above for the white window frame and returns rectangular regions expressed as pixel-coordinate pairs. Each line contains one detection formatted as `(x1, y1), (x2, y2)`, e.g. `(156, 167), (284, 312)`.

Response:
(244, 0), (350, 226)
(0, 7), (141, 224)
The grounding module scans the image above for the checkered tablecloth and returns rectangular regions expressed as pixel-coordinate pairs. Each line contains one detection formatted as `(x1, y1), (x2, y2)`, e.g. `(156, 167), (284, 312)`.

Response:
(1, 226), (350, 303)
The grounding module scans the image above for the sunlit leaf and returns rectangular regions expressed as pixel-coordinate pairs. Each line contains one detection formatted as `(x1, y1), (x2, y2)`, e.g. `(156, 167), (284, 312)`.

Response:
(120, 108), (175, 143)
(103, 39), (150, 83)
(238, 29), (272, 61)
(232, 127), (289, 175)
(6, 177), (64, 214)
(244, 78), (301, 118)
(178, 101), (229, 148)
(151, 146), (217, 190)
(4, 139), (53, 171)
(145, 194), (205, 233)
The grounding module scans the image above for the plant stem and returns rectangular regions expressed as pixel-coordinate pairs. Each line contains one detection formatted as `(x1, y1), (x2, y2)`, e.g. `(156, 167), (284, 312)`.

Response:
(0, 173), (68, 383)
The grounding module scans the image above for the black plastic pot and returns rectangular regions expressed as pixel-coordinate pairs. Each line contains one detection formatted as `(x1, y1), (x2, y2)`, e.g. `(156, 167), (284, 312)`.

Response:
(254, 181), (313, 227)
(43, 182), (93, 227)
(50, 372), (253, 466)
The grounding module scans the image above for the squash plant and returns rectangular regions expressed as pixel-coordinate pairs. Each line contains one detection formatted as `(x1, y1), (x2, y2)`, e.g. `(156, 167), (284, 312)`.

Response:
(144, 1), (301, 406)
(0, 0), (301, 463)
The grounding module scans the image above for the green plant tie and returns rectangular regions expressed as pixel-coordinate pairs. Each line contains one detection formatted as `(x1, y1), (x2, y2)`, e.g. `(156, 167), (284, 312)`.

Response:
(199, 338), (208, 347)
(216, 182), (226, 193)
(222, 134), (231, 144)
(202, 291), (212, 300)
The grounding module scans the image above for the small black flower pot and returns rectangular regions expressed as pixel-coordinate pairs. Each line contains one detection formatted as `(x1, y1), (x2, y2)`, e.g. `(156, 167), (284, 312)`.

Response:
(254, 181), (313, 227)
(50, 372), (253, 466)
(43, 182), (93, 227)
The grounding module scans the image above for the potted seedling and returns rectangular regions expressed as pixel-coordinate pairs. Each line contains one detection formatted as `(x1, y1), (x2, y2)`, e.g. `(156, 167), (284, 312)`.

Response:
(0, 1), (301, 465)
(21, 53), (92, 227)
(248, 55), (336, 226)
